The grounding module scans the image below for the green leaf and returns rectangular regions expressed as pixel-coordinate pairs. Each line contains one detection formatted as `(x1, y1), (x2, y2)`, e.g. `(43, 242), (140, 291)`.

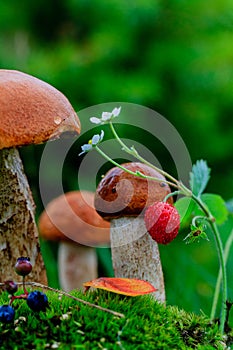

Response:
(200, 193), (228, 225)
(189, 160), (211, 196)
(175, 197), (197, 228)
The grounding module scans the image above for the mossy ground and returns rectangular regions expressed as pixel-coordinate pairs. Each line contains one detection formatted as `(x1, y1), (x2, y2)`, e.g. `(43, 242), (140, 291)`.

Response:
(0, 288), (230, 349)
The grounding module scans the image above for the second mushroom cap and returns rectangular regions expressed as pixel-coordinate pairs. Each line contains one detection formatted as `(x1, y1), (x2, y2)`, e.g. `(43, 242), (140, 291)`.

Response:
(94, 162), (173, 219)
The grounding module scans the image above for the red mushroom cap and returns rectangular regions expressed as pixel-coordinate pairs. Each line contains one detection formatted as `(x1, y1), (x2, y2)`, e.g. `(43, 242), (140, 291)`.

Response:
(94, 162), (173, 220)
(38, 191), (110, 247)
(0, 69), (80, 149)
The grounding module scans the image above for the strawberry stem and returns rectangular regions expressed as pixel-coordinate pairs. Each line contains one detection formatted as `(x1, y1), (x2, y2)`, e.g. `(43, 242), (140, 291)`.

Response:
(162, 191), (181, 203)
(210, 228), (233, 321)
(191, 194), (227, 335)
(209, 221), (227, 334)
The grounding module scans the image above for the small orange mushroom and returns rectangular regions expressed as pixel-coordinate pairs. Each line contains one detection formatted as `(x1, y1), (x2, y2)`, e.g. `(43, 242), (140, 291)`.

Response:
(38, 191), (110, 291)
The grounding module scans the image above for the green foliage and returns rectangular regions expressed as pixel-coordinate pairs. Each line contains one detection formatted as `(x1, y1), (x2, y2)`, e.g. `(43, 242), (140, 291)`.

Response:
(175, 197), (196, 228)
(199, 194), (228, 225)
(189, 160), (211, 197)
(0, 1), (233, 203)
(0, 0), (233, 332)
(0, 289), (227, 349)
(175, 193), (228, 227)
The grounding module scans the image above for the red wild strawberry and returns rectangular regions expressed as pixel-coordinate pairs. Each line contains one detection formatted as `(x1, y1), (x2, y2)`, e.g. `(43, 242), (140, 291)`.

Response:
(144, 202), (180, 244)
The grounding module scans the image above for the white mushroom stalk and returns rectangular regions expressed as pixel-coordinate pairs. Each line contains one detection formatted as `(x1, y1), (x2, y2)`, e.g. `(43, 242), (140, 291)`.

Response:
(110, 217), (165, 302)
(0, 148), (47, 284)
(58, 242), (98, 292)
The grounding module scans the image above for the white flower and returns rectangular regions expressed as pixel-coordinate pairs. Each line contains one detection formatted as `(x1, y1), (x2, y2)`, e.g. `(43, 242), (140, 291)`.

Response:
(79, 130), (104, 155)
(90, 106), (121, 124)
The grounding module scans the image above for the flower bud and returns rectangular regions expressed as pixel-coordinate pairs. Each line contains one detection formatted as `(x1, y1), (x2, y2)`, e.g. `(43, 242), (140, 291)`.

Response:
(4, 280), (18, 295)
(14, 257), (32, 277)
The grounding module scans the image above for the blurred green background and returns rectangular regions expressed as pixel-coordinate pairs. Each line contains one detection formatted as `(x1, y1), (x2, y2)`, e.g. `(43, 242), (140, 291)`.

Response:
(1, 0), (232, 323)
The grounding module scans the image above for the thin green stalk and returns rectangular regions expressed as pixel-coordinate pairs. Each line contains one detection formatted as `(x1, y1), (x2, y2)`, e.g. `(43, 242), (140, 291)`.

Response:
(209, 221), (227, 334)
(192, 215), (207, 228)
(163, 191), (181, 203)
(192, 194), (210, 218)
(210, 228), (233, 321)
(191, 195), (227, 334)
(109, 122), (180, 186)
(95, 145), (179, 189)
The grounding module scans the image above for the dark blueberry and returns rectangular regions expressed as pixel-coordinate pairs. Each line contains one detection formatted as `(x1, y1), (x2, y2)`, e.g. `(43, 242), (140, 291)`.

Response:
(27, 291), (49, 312)
(15, 257), (32, 276)
(0, 305), (15, 323)
(4, 280), (18, 295)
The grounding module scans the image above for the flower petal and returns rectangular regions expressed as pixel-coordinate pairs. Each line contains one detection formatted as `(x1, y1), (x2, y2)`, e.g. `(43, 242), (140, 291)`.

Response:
(102, 112), (112, 121)
(99, 130), (104, 142)
(91, 134), (100, 145)
(78, 144), (92, 155)
(112, 106), (121, 117)
(90, 117), (102, 124)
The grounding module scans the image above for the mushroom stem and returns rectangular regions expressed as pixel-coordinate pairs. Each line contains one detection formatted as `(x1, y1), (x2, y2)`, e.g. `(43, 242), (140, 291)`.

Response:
(58, 241), (98, 292)
(0, 147), (47, 284)
(110, 217), (165, 302)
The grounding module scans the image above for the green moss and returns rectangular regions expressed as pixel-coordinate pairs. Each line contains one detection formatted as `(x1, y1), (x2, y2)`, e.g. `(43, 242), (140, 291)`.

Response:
(0, 289), (229, 349)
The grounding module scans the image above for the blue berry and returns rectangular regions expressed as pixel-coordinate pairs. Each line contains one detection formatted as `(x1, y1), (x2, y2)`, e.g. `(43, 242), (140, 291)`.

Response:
(27, 291), (49, 312)
(0, 305), (15, 323)
(15, 257), (32, 276)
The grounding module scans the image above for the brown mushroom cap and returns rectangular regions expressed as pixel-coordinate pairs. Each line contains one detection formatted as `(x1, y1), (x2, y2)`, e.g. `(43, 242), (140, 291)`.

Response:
(94, 162), (173, 220)
(38, 191), (110, 246)
(0, 70), (80, 149)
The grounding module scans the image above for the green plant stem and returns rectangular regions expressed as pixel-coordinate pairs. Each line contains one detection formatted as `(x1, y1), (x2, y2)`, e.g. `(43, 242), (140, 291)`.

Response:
(109, 122), (180, 186)
(191, 195), (227, 334)
(163, 191), (181, 203)
(95, 145), (179, 189)
(209, 221), (227, 334)
(210, 228), (233, 322)
(192, 215), (207, 227)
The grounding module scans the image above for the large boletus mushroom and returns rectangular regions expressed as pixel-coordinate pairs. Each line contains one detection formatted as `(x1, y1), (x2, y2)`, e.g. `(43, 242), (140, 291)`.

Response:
(0, 70), (80, 284)
(94, 162), (172, 302)
(38, 191), (110, 291)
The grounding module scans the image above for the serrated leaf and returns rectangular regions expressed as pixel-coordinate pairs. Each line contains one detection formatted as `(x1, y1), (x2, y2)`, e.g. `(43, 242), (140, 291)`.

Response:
(83, 277), (156, 296)
(175, 197), (197, 228)
(200, 194), (228, 225)
(189, 160), (211, 196)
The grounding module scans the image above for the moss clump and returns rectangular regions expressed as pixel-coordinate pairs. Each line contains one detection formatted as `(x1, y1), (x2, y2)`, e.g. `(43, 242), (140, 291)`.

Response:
(0, 288), (229, 349)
